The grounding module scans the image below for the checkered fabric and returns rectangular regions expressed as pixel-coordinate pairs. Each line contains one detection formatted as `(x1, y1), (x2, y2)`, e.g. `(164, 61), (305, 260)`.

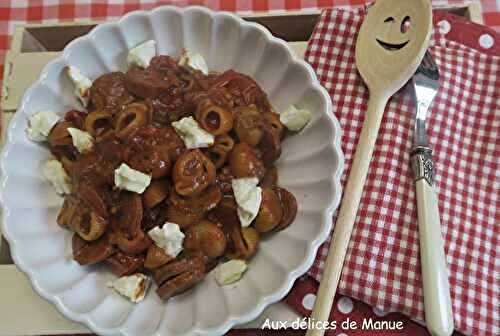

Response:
(303, 8), (499, 336)
(0, 0), (499, 91)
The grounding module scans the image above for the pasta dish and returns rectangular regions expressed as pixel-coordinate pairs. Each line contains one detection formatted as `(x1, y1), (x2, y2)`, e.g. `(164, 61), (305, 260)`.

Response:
(27, 41), (311, 302)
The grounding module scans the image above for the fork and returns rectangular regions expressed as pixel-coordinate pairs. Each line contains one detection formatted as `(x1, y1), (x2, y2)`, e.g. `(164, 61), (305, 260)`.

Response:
(411, 51), (454, 336)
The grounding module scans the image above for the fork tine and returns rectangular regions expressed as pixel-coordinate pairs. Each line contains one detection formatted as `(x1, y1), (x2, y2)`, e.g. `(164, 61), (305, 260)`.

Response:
(414, 51), (440, 84)
(423, 51), (438, 72)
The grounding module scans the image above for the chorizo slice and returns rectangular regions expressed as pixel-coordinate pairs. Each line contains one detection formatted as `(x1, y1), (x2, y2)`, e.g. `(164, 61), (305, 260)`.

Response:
(274, 187), (298, 231)
(254, 188), (283, 234)
(144, 244), (173, 269)
(72, 233), (114, 265)
(90, 72), (134, 114)
(105, 251), (144, 277)
(184, 220), (227, 258)
(226, 226), (260, 260)
(156, 267), (205, 300)
(153, 254), (205, 285)
(125, 66), (177, 99)
(229, 142), (265, 180)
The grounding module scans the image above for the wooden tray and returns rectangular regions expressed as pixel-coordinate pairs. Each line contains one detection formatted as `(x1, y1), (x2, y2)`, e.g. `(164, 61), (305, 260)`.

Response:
(0, 4), (483, 335)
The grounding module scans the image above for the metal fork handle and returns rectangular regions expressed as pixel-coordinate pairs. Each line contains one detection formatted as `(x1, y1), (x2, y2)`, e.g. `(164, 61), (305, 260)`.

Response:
(411, 147), (454, 336)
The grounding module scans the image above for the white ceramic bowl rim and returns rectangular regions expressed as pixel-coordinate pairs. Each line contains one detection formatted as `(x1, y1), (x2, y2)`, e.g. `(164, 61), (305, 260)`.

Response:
(0, 6), (344, 336)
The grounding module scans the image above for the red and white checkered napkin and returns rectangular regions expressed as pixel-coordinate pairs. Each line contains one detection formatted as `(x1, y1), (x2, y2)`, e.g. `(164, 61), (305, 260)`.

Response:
(297, 8), (499, 336)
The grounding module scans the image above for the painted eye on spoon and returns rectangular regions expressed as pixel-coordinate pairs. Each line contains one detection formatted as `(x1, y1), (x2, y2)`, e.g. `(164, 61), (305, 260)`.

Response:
(401, 16), (411, 33)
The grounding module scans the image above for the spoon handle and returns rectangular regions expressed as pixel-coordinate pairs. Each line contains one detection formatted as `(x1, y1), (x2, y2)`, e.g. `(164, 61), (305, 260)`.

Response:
(307, 93), (388, 336)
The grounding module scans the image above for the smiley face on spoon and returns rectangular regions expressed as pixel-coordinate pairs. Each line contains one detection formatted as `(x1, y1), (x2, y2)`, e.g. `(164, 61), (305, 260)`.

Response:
(355, 0), (432, 94)
(375, 15), (412, 51)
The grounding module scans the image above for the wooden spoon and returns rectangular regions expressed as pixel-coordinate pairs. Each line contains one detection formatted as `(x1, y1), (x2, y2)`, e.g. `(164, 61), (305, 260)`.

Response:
(307, 1), (432, 335)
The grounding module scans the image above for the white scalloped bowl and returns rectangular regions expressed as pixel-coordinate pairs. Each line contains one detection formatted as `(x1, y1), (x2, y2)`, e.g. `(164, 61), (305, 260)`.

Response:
(0, 6), (343, 336)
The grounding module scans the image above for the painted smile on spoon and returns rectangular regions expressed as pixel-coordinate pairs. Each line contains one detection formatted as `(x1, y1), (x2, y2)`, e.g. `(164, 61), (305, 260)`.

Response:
(376, 38), (410, 50)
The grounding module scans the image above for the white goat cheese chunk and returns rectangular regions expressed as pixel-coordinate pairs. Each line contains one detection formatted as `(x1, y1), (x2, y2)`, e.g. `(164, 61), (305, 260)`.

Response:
(178, 49), (208, 75)
(26, 110), (60, 142)
(109, 273), (149, 303)
(67, 127), (94, 153)
(114, 163), (151, 194)
(42, 159), (71, 195)
(127, 40), (156, 68)
(279, 105), (311, 131)
(214, 260), (248, 286)
(148, 223), (185, 258)
(232, 177), (262, 227)
(171, 116), (214, 149)
(66, 66), (92, 106)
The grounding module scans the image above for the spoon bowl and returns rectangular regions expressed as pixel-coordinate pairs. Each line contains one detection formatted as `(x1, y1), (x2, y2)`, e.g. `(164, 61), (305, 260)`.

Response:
(356, 0), (432, 97)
